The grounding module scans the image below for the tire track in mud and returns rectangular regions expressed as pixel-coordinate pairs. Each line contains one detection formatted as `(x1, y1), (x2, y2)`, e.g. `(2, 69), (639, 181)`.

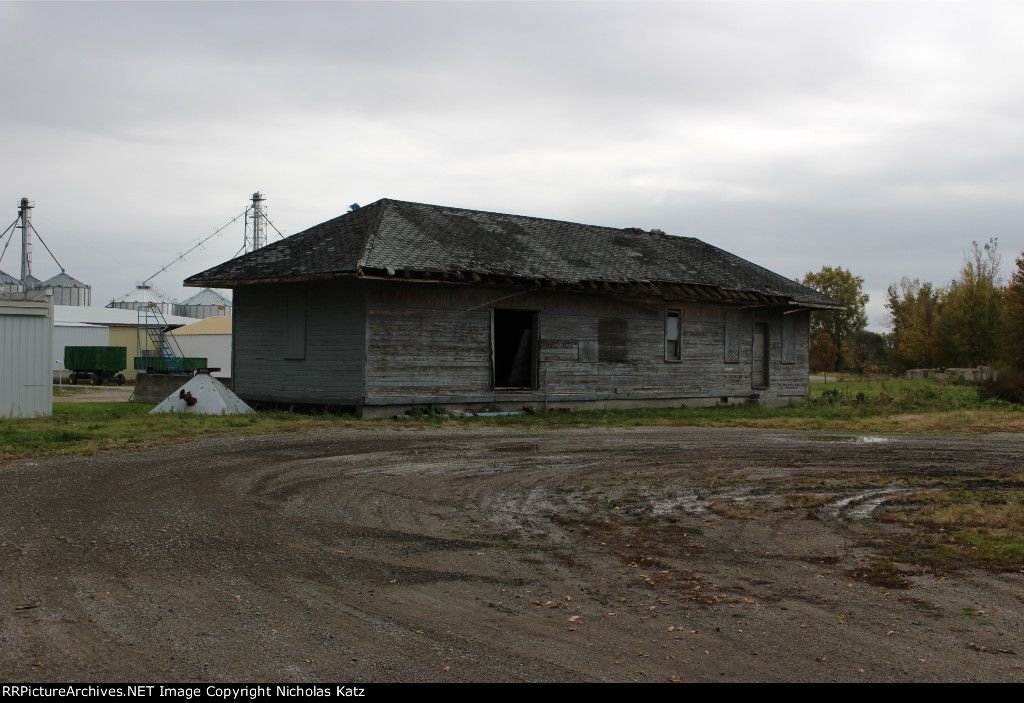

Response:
(2, 427), (1023, 682)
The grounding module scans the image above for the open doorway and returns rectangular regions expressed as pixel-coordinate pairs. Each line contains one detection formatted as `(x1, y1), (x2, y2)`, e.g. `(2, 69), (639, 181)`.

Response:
(492, 309), (538, 389)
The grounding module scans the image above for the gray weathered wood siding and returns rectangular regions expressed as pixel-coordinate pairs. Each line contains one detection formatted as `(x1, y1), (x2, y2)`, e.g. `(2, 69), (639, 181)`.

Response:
(359, 280), (809, 406)
(232, 279), (365, 404)
(364, 281), (493, 402)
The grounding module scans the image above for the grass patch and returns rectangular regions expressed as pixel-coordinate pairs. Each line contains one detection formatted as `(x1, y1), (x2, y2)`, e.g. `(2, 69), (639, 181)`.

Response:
(0, 403), (363, 460)
(3, 378), (1021, 461)
(876, 479), (1024, 571)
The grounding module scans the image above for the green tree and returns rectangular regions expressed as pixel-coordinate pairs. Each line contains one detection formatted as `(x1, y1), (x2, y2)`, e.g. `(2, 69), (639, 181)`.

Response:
(845, 330), (889, 375)
(934, 239), (1004, 367)
(886, 277), (940, 371)
(1003, 252), (1024, 370)
(801, 266), (869, 369)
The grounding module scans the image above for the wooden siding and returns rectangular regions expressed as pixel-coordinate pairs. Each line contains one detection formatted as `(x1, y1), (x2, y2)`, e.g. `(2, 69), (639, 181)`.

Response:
(228, 278), (810, 407)
(232, 279), (365, 405)
(365, 281), (492, 400)
(360, 281), (809, 405)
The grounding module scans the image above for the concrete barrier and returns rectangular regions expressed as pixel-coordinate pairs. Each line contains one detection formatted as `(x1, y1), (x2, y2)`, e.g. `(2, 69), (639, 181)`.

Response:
(131, 373), (232, 403)
(905, 366), (996, 382)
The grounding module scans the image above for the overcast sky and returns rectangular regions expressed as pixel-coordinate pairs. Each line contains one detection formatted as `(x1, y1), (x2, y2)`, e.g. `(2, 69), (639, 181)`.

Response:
(2, 0), (1023, 330)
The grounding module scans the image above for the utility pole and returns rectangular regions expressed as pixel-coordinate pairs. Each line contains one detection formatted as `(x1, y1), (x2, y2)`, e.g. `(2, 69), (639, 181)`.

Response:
(244, 191), (267, 253)
(18, 197), (32, 282)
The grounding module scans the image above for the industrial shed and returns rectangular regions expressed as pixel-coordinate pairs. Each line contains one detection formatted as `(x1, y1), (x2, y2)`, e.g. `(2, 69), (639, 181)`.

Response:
(1, 290), (53, 418)
(186, 198), (843, 416)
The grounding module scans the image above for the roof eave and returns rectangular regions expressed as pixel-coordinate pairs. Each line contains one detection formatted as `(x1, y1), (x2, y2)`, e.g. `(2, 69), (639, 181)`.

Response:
(187, 266), (844, 310)
(184, 271), (357, 288)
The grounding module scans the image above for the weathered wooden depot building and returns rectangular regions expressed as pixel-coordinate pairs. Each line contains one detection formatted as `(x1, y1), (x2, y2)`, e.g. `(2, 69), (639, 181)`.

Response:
(186, 199), (843, 416)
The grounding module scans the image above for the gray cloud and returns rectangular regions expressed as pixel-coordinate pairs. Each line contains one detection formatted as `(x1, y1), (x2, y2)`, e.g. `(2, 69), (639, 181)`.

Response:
(2, 1), (1023, 329)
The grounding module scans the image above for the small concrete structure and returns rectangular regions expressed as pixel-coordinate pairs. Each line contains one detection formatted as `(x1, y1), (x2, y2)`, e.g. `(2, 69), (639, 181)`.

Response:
(150, 372), (253, 415)
(906, 367), (996, 382)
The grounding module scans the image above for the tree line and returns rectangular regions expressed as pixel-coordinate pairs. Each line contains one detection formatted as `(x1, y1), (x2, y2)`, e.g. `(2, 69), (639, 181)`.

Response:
(802, 238), (1024, 374)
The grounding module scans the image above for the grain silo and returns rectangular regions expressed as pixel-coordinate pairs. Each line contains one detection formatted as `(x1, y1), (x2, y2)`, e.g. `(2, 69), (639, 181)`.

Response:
(107, 283), (177, 315)
(0, 270), (22, 294)
(43, 271), (91, 306)
(21, 274), (44, 290)
(175, 287), (231, 319)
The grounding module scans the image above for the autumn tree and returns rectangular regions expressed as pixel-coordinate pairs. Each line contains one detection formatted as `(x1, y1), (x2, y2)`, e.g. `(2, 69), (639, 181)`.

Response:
(934, 239), (1004, 367)
(801, 266), (869, 368)
(1003, 253), (1024, 370)
(809, 332), (839, 374)
(886, 277), (940, 371)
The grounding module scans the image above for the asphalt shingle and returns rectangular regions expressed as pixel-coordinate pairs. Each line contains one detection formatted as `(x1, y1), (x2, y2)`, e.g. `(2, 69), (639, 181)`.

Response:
(186, 198), (841, 307)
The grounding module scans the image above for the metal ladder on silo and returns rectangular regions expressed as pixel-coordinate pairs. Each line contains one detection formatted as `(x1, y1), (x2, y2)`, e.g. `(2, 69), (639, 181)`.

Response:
(138, 304), (186, 375)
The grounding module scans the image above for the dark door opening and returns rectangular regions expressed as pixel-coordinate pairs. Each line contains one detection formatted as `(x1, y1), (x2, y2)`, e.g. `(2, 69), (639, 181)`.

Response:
(752, 322), (769, 387)
(492, 309), (537, 389)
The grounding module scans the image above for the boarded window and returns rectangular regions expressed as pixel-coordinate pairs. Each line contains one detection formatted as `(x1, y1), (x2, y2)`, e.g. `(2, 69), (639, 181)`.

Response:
(284, 292), (306, 360)
(665, 309), (681, 361)
(578, 340), (599, 362)
(782, 314), (795, 364)
(598, 317), (628, 362)
(724, 311), (740, 363)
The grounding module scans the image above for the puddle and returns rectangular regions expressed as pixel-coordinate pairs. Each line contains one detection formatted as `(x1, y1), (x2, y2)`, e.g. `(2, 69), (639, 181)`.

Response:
(491, 443), (542, 453)
(489, 439), (613, 453)
(808, 434), (889, 444)
(818, 488), (908, 520)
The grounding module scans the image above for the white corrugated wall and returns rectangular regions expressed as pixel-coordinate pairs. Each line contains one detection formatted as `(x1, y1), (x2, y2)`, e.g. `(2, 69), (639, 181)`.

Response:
(170, 334), (232, 378)
(1, 296), (54, 418)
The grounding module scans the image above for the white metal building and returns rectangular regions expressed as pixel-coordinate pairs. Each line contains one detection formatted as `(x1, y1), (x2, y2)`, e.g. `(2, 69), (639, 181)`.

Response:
(1, 290), (54, 418)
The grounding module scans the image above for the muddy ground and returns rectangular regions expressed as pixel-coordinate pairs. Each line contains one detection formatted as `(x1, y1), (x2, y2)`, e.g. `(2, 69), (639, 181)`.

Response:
(1, 426), (1022, 683)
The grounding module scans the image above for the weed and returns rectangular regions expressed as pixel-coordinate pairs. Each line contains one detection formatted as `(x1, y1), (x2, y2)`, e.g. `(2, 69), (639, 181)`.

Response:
(847, 557), (915, 589)
(710, 501), (758, 520)
(705, 474), (745, 488)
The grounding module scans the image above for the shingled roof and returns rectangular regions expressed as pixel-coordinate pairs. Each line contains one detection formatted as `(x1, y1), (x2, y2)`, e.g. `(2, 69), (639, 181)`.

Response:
(186, 198), (843, 309)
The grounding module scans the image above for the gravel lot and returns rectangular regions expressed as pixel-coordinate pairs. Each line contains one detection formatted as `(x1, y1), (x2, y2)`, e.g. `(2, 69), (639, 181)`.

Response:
(1, 426), (1022, 682)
